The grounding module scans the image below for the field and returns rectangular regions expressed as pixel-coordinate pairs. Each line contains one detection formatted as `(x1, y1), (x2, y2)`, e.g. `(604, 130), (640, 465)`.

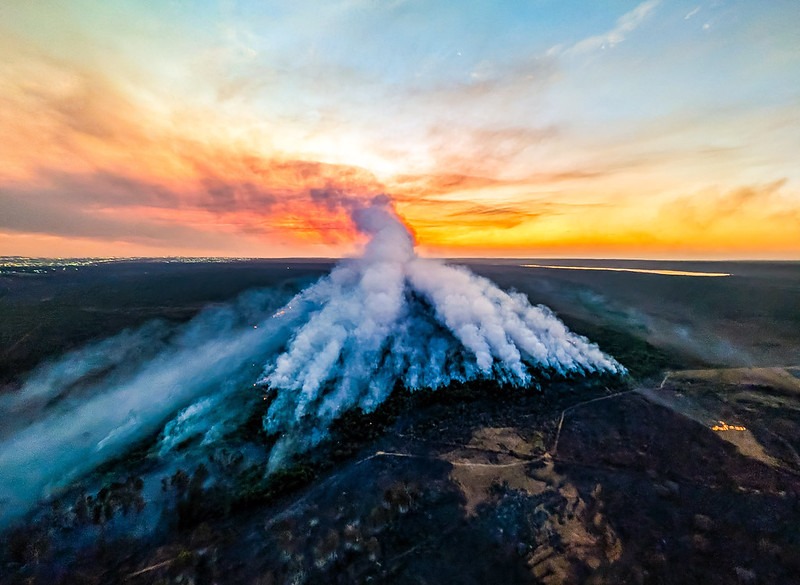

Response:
(1, 258), (800, 584)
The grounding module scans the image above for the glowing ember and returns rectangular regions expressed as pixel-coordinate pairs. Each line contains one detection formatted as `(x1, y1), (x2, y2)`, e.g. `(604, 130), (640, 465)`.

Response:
(711, 420), (747, 432)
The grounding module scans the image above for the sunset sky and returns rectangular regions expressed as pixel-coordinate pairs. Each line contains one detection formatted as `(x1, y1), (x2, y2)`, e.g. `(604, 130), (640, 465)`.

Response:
(1, 0), (798, 259)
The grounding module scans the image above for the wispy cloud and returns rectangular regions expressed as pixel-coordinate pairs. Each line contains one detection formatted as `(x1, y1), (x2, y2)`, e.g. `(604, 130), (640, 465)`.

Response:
(564, 0), (661, 55)
(684, 6), (701, 20)
(658, 179), (798, 231)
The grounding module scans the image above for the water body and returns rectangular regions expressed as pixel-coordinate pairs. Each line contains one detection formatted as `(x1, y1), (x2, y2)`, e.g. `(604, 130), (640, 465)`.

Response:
(522, 264), (731, 277)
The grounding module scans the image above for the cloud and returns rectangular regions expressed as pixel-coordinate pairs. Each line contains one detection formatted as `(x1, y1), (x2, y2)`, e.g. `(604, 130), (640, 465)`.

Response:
(438, 203), (544, 230)
(420, 125), (560, 178)
(658, 179), (796, 231)
(0, 151), (387, 252)
(0, 42), (149, 180)
(198, 177), (278, 213)
(2, 0), (798, 260)
(0, 180), (235, 249)
(684, 6), (701, 20)
(564, 0), (661, 55)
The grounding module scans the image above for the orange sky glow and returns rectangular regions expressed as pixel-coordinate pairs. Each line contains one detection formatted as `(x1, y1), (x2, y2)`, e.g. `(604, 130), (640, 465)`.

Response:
(1, 1), (798, 259)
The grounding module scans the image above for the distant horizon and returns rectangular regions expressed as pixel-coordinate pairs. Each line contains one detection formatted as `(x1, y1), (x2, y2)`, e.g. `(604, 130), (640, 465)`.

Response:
(2, 255), (799, 264)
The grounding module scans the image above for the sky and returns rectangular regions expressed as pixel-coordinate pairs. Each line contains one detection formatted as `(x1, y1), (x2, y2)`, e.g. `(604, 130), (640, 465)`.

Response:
(1, 0), (798, 259)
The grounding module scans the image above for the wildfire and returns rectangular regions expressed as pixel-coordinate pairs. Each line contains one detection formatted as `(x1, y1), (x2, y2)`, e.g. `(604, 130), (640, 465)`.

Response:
(711, 421), (746, 432)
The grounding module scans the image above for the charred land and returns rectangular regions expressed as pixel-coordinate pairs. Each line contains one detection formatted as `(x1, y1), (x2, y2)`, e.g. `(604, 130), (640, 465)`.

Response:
(2, 258), (800, 584)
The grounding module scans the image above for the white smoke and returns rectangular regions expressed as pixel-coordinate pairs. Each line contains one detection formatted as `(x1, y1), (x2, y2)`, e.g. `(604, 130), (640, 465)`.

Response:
(0, 290), (298, 527)
(0, 194), (624, 526)
(259, 196), (624, 467)
(0, 321), (173, 440)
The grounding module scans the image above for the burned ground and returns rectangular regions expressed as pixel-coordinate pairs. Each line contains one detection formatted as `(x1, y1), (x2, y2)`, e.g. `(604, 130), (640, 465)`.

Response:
(2, 259), (800, 584)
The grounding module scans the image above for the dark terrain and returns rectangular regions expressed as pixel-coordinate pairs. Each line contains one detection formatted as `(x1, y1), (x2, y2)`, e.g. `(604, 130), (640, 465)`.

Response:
(1, 258), (800, 584)
(0, 259), (332, 386)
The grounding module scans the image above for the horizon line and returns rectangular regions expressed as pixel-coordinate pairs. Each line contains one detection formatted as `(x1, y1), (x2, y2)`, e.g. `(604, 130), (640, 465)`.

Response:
(2, 255), (799, 263)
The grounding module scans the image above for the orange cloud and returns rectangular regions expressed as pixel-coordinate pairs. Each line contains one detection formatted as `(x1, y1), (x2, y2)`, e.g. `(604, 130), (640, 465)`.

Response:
(1, 21), (798, 260)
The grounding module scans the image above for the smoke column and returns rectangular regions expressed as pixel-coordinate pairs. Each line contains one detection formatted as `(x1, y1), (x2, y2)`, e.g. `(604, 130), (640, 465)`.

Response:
(0, 195), (623, 526)
(259, 196), (624, 466)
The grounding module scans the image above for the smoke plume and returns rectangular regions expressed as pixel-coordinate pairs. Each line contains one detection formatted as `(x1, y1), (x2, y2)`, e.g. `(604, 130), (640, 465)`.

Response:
(259, 196), (624, 466)
(0, 195), (623, 526)
(0, 290), (297, 526)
